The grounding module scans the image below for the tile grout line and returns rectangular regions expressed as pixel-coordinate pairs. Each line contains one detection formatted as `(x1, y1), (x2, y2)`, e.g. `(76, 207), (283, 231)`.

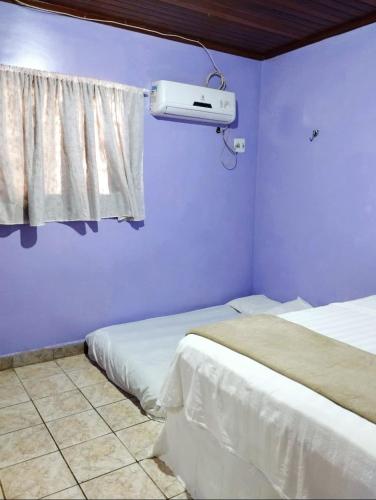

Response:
(23, 360), (138, 494)
(71, 383), (145, 462)
(0, 450), (58, 473)
(47, 386), (166, 497)
(12, 371), (88, 500)
(52, 429), (114, 451)
(77, 460), (167, 499)
(0, 422), (45, 441)
(14, 360), (62, 380)
(14, 363), (77, 402)
(107, 420), (150, 433)
(40, 484), (87, 500)
(2, 357), (168, 499)
(3, 360), (144, 440)
(78, 461), (137, 486)
(63, 363), (130, 408)
(138, 459), (170, 500)
(0, 378), (31, 410)
(36, 406), (96, 426)
(57, 360), (168, 497)
(61, 363), (168, 498)
(60, 430), (118, 454)
(0, 399), (31, 411)
(33, 387), (84, 403)
(29, 402), (88, 499)
(1, 357), (96, 498)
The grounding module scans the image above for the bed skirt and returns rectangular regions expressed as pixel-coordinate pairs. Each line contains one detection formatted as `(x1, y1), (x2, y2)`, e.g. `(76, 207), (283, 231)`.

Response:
(154, 408), (280, 500)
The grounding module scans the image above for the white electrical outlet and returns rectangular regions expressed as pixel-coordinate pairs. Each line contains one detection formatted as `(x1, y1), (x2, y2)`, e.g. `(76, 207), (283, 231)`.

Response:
(234, 138), (246, 153)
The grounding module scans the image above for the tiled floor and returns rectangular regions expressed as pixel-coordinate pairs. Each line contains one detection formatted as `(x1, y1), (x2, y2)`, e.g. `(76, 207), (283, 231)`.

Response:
(0, 354), (188, 500)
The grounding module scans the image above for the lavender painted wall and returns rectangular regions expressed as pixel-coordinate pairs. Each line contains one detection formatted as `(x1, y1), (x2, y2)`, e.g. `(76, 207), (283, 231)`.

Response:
(253, 24), (376, 306)
(0, 2), (260, 356)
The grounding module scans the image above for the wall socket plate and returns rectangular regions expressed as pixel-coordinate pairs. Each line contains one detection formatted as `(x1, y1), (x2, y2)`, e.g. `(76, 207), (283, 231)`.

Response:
(234, 138), (246, 153)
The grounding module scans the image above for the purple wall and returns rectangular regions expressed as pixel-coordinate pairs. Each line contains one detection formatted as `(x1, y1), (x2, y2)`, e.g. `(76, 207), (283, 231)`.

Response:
(0, 2), (260, 356)
(5, 2), (372, 355)
(253, 23), (376, 306)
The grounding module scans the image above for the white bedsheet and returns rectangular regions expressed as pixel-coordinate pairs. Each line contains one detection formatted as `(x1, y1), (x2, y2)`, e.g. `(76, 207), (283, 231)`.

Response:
(157, 301), (376, 498)
(86, 304), (239, 417)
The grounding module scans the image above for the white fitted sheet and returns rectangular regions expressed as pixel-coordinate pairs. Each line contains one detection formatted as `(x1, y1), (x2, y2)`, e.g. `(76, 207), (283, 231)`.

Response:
(86, 304), (240, 417)
(156, 300), (376, 499)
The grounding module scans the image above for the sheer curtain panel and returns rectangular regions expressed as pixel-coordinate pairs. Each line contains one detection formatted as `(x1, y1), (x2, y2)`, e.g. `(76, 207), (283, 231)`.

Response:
(0, 64), (144, 226)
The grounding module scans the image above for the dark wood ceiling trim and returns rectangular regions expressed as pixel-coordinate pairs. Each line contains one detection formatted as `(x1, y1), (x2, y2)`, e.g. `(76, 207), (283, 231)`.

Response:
(45, 0), (292, 52)
(157, 0), (302, 38)
(357, 0), (376, 6)
(56, 0), (289, 46)
(243, 0), (344, 24)
(3, 0), (265, 59)
(3, 0), (376, 61)
(265, 10), (376, 59)
(314, 0), (367, 17)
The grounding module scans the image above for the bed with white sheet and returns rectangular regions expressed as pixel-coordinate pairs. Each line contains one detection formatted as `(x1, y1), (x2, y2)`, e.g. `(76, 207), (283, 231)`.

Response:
(86, 296), (310, 417)
(155, 297), (376, 499)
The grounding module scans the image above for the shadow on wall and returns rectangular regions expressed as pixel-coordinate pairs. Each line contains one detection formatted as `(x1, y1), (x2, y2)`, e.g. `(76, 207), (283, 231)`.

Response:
(0, 221), (99, 248)
(0, 219), (145, 248)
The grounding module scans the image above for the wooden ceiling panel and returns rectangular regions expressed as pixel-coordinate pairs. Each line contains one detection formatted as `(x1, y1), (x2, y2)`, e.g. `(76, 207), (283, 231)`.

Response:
(56, 0), (292, 52)
(3, 0), (376, 59)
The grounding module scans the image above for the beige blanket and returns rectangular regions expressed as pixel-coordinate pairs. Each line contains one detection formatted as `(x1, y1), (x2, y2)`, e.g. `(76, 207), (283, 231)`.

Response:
(188, 314), (376, 424)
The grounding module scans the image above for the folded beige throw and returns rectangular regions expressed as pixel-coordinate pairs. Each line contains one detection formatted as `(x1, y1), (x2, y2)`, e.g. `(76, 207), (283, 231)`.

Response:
(188, 314), (376, 424)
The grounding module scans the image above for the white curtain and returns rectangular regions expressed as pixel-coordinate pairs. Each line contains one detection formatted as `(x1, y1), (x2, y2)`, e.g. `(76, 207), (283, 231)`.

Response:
(0, 64), (144, 226)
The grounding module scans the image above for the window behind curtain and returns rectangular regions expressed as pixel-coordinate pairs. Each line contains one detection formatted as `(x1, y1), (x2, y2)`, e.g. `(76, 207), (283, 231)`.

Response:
(0, 64), (144, 226)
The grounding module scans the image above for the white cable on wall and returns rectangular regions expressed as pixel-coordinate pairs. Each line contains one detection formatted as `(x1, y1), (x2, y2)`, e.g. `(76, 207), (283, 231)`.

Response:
(14, 0), (236, 169)
(14, 0), (226, 88)
(220, 126), (238, 170)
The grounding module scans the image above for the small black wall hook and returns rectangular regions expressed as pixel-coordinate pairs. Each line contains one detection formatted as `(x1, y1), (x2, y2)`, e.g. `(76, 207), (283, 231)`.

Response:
(309, 129), (320, 142)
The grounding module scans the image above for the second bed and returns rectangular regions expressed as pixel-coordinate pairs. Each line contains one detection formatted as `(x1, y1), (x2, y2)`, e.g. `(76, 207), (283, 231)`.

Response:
(86, 295), (310, 417)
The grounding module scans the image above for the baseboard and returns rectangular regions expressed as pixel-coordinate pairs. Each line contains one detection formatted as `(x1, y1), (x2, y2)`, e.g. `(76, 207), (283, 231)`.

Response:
(0, 340), (86, 370)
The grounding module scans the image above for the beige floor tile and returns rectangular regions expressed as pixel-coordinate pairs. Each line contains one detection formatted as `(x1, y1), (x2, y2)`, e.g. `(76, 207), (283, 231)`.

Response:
(81, 463), (164, 499)
(0, 401), (42, 436)
(97, 399), (148, 431)
(80, 381), (125, 407)
(116, 420), (163, 461)
(67, 365), (107, 389)
(15, 360), (62, 381)
(34, 389), (92, 422)
(47, 409), (110, 449)
(62, 433), (135, 483)
(0, 423), (57, 468)
(170, 492), (192, 499)
(0, 384), (29, 409)
(0, 369), (21, 388)
(140, 458), (185, 498)
(23, 373), (76, 399)
(0, 452), (76, 499)
(56, 354), (92, 373)
(43, 485), (85, 499)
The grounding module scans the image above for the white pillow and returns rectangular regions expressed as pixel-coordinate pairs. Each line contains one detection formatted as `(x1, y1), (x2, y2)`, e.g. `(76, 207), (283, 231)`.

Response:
(341, 295), (376, 310)
(266, 297), (312, 315)
(227, 295), (280, 314)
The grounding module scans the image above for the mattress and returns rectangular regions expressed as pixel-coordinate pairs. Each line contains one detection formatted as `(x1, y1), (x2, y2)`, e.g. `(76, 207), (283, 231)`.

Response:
(156, 299), (376, 498)
(86, 304), (240, 417)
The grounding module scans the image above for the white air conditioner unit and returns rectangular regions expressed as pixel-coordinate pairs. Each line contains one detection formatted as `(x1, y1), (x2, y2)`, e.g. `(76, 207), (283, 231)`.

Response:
(150, 80), (236, 125)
